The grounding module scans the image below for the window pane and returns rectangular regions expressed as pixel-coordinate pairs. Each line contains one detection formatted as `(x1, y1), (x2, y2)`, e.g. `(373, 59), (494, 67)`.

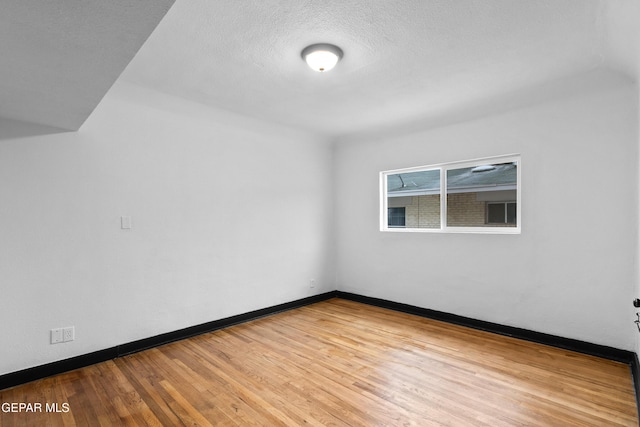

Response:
(387, 169), (440, 229)
(388, 207), (406, 227)
(507, 202), (517, 224)
(487, 203), (506, 223)
(447, 162), (517, 227)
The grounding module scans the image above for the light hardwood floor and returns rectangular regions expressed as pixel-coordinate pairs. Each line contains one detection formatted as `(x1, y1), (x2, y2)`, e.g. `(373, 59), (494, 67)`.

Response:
(1, 298), (637, 426)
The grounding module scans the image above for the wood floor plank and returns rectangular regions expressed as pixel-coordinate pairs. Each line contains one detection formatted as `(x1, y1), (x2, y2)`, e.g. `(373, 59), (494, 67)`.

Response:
(1, 298), (637, 426)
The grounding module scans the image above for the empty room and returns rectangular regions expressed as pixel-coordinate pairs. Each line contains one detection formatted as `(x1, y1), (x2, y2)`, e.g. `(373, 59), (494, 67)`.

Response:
(1, 0), (640, 425)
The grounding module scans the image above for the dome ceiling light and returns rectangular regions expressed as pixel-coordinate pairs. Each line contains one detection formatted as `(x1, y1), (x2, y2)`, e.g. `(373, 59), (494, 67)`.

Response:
(301, 43), (343, 72)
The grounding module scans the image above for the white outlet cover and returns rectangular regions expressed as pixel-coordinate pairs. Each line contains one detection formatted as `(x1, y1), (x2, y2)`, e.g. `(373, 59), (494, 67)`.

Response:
(63, 326), (75, 342)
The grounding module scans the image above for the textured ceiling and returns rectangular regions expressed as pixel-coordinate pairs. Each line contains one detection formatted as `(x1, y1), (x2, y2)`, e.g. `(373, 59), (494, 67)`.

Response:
(120, 0), (636, 139)
(0, 0), (174, 131)
(3, 0), (637, 138)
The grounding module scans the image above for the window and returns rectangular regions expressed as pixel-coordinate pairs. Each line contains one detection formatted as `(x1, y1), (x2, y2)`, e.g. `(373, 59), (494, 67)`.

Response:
(386, 168), (440, 229)
(487, 202), (516, 224)
(380, 155), (520, 233)
(387, 207), (406, 227)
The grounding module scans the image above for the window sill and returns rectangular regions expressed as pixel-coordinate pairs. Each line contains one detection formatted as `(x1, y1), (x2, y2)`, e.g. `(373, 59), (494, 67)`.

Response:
(381, 226), (521, 234)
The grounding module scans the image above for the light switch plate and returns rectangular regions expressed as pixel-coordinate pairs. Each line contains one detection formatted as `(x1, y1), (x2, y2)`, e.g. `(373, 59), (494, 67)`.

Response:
(51, 328), (63, 344)
(121, 216), (132, 229)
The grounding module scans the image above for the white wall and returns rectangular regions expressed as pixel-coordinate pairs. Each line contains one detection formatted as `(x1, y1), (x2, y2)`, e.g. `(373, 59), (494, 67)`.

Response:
(334, 71), (638, 351)
(1, 68), (638, 378)
(0, 81), (334, 374)
(636, 72), (640, 357)
(636, 34), (640, 360)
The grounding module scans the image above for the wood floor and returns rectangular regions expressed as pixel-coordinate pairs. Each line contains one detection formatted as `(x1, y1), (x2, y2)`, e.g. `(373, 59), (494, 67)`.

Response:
(1, 299), (637, 426)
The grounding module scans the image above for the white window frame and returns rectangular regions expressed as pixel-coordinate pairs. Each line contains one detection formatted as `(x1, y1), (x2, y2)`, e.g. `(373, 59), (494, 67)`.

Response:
(380, 154), (521, 234)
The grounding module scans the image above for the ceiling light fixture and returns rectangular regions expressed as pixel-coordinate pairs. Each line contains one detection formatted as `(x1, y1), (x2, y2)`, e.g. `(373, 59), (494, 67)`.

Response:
(301, 43), (343, 72)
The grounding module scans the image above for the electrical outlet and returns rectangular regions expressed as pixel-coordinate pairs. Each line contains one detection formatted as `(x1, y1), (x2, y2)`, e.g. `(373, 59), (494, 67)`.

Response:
(310, 279), (316, 289)
(51, 328), (63, 344)
(63, 326), (75, 342)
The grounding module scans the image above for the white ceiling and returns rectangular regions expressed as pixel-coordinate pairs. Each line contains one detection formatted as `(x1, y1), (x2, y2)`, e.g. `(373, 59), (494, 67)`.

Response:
(3, 0), (638, 138)
(120, 0), (638, 139)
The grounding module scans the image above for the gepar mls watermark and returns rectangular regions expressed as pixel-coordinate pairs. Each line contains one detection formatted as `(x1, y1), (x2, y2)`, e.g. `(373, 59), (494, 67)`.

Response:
(2, 402), (70, 413)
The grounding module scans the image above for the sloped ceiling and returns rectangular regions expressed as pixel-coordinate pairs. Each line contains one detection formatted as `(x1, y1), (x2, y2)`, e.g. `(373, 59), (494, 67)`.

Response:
(0, 0), (174, 131)
(3, 0), (638, 138)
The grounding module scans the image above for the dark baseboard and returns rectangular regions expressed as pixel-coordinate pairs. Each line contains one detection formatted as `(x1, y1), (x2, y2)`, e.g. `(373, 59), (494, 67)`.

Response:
(335, 291), (636, 364)
(117, 291), (335, 356)
(2, 288), (638, 411)
(0, 347), (117, 393)
(0, 292), (336, 391)
(631, 353), (640, 417)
